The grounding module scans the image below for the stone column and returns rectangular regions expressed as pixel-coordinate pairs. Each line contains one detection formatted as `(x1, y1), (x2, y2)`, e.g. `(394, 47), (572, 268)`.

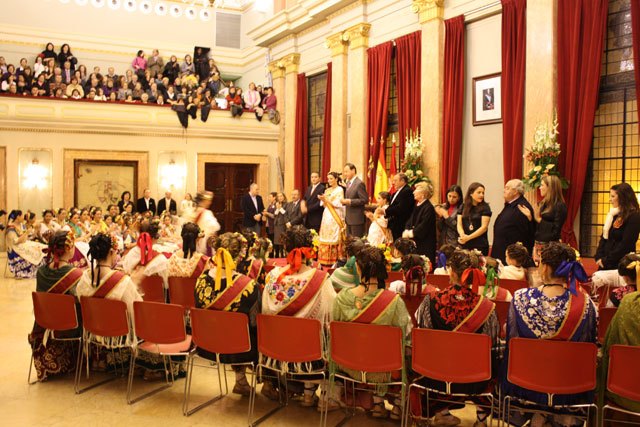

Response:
(325, 32), (349, 172)
(344, 23), (371, 177)
(281, 53), (301, 193)
(268, 59), (286, 191)
(412, 0), (445, 202)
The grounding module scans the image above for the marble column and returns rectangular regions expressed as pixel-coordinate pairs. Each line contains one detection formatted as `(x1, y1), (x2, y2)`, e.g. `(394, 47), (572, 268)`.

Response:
(326, 32), (349, 172)
(281, 53), (301, 193)
(267, 59), (286, 191)
(345, 23), (371, 177)
(413, 0), (444, 202)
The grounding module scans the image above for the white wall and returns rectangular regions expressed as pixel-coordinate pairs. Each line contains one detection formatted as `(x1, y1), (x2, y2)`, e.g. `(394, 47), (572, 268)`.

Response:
(459, 13), (504, 245)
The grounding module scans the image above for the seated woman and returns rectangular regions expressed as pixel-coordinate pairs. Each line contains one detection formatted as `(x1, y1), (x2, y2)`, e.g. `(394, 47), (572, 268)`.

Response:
(5, 210), (47, 278)
(159, 213), (180, 243)
(389, 253), (439, 297)
(262, 225), (336, 405)
(499, 242), (529, 281)
(414, 249), (499, 427)
(38, 210), (57, 243)
(391, 238), (418, 272)
(333, 245), (412, 420)
(167, 222), (211, 278)
(122, 220), (169, 290)
(601, 271), (640, 415)
(90, 207), (108, 235)
(194, 232), (260, 396)
(237, 228), (272, 284)
(501, 242), (597, 427)
(330, 237), (366, 292)
(477, 256), (512, 302)
(432, 243), (456, 275)
(28, 231), (83, 381)
(608, 253), (639, 307)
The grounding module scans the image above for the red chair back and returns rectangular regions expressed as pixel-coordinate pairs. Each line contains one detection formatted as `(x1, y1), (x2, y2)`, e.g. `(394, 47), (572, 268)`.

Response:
(256, 314), (322, 363)
(499, 278), (528, 296)
(597, 307), (617, 343)
(263, 264), (276, 274)
(494, 300), (510, 339)
(387, 270), (404, 282)
(330, 321), (403, 373)
(426, 274), (450, 288)
(133, 301), (186, 344)
(507, 338), (597, 395)
(140, 275), (165, 303)
(32, 292), (78, 331)
(80, 296), (129, 337)
(168, 277), (196, 308)
(607, 345), (640, 402)
(412, 328), (491, 383)
(191, 309), (251, 354)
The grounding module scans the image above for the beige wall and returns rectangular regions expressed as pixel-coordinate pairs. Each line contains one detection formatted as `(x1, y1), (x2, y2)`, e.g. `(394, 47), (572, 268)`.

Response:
(459, 13), (503, 244)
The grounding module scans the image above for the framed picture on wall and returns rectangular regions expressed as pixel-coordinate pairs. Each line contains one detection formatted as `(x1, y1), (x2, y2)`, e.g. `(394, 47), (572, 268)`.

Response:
(472, 72), (502, 126)
(74, 160), (138, 208)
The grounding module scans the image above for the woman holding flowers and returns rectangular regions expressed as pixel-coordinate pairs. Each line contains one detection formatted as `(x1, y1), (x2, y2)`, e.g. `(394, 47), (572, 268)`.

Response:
(518, 175), (567, 264)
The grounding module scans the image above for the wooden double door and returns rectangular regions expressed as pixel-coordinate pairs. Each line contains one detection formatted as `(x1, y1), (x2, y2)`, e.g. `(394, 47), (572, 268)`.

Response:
(204, 163), (256, 233)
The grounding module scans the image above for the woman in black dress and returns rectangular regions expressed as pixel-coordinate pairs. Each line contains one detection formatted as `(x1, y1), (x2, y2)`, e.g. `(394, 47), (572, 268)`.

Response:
(457, 182), (492, 255)
(403, 182), (436, 263)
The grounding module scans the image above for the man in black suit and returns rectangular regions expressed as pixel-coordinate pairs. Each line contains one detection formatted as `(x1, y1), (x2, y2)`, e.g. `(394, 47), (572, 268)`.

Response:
(491, 179), (536, 264)
(303, 172), (326, 232)
(385, 173), (415, 241)
(285, 189), (304, 229)
(136, 188), (156, 215)
(341, 163), (369, 237)
(157, 191), (177, 216)
(241, 183), (265, 234)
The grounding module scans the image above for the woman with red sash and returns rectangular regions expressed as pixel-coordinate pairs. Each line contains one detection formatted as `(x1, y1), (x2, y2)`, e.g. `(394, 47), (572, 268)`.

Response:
(333, 245), (412, 420)
(29, 231), (84, 381)
(414, 249), (499, 427)
(236, 228), (272, 287)
(122, 220), (169, 290)
(194, 232), (260, 397)
(262, 225), (336, 406)
(501, 242), (597, 427)
(167, 222), (211, 278)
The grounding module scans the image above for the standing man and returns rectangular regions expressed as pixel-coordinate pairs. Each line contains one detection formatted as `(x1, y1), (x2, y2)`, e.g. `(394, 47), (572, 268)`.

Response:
(303, 172), (326, 232)
(241, 183), (264, 234)
(341, 163), (368, 237)
(385, 173), (414, 241)
(136, 188), (156, 215)
(157, 191), (177, 216)
(285, 189), (304, 229)
(491, 179), (536, 264)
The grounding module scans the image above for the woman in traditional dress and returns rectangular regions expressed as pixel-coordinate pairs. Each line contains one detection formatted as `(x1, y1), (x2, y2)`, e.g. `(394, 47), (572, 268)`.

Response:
(389, 253), (438, 297)
(477, 255), (512, 302)
(194, 232), (260, 396)
(332, 245), (412, 419)
(122, 220), (169, 290)
(60, 210), (90, 268)
(237, 228), (271, 285)
(317, 172), (346, 266)
(330, 237), (366, 292)
(499, 242), (529, 281)
(159, 213), (180, 243)
(28, 231), (84, 381)
(38, 210), (58, 243)
(53, 208), (68, 230)
(182, 191), (220, 255)
(607, 253), (639, 307)
(262, 225), (336, 406)
(414, 249), (499, 427)
(90, 207), (108, 235)
(364, 191), (391, 246)
(5, 210), (47, 278)
(167, 222), (211, 278)
(501, 242), (597, 427)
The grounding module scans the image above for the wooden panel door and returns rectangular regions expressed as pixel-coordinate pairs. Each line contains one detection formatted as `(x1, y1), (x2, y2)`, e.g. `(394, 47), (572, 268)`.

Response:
(204, 163), (256, 233)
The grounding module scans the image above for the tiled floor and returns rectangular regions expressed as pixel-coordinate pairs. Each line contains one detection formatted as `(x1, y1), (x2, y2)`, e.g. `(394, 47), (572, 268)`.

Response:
(0, 256), (479, 426)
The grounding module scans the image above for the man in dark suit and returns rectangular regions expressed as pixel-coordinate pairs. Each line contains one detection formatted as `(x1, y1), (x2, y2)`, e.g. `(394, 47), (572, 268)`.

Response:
(491, 179), (536, 264)
(285, 189), (304, 229)
(385, 173), (415, 241)
(136, 188), (156, 215)
(157, 191), (177, 216)
(303, 172), (326, 232)
(241, 183), (265, 234)
(340, 163), (368, 237)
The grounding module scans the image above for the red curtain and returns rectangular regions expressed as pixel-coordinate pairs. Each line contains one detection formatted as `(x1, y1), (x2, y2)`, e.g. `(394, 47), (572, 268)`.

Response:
(441, 16), (465, 198)
(396, 30), (422, 161)
(321, 62), (332, 178)
(501, 0), (527, 181)
(366, 41), (393, 191)
(557, 0), (608, 247)
(294, 73), (308, 191)
(631, 1), (640, 122)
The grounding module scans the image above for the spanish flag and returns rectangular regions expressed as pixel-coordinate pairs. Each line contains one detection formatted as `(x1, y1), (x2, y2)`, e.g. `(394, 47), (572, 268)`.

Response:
(374, 141), (389, 196)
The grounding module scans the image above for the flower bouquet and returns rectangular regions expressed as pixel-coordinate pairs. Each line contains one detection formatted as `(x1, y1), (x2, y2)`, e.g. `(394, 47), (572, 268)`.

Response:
(401, 129), (430, 187)
(522, 115), (569, 190)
